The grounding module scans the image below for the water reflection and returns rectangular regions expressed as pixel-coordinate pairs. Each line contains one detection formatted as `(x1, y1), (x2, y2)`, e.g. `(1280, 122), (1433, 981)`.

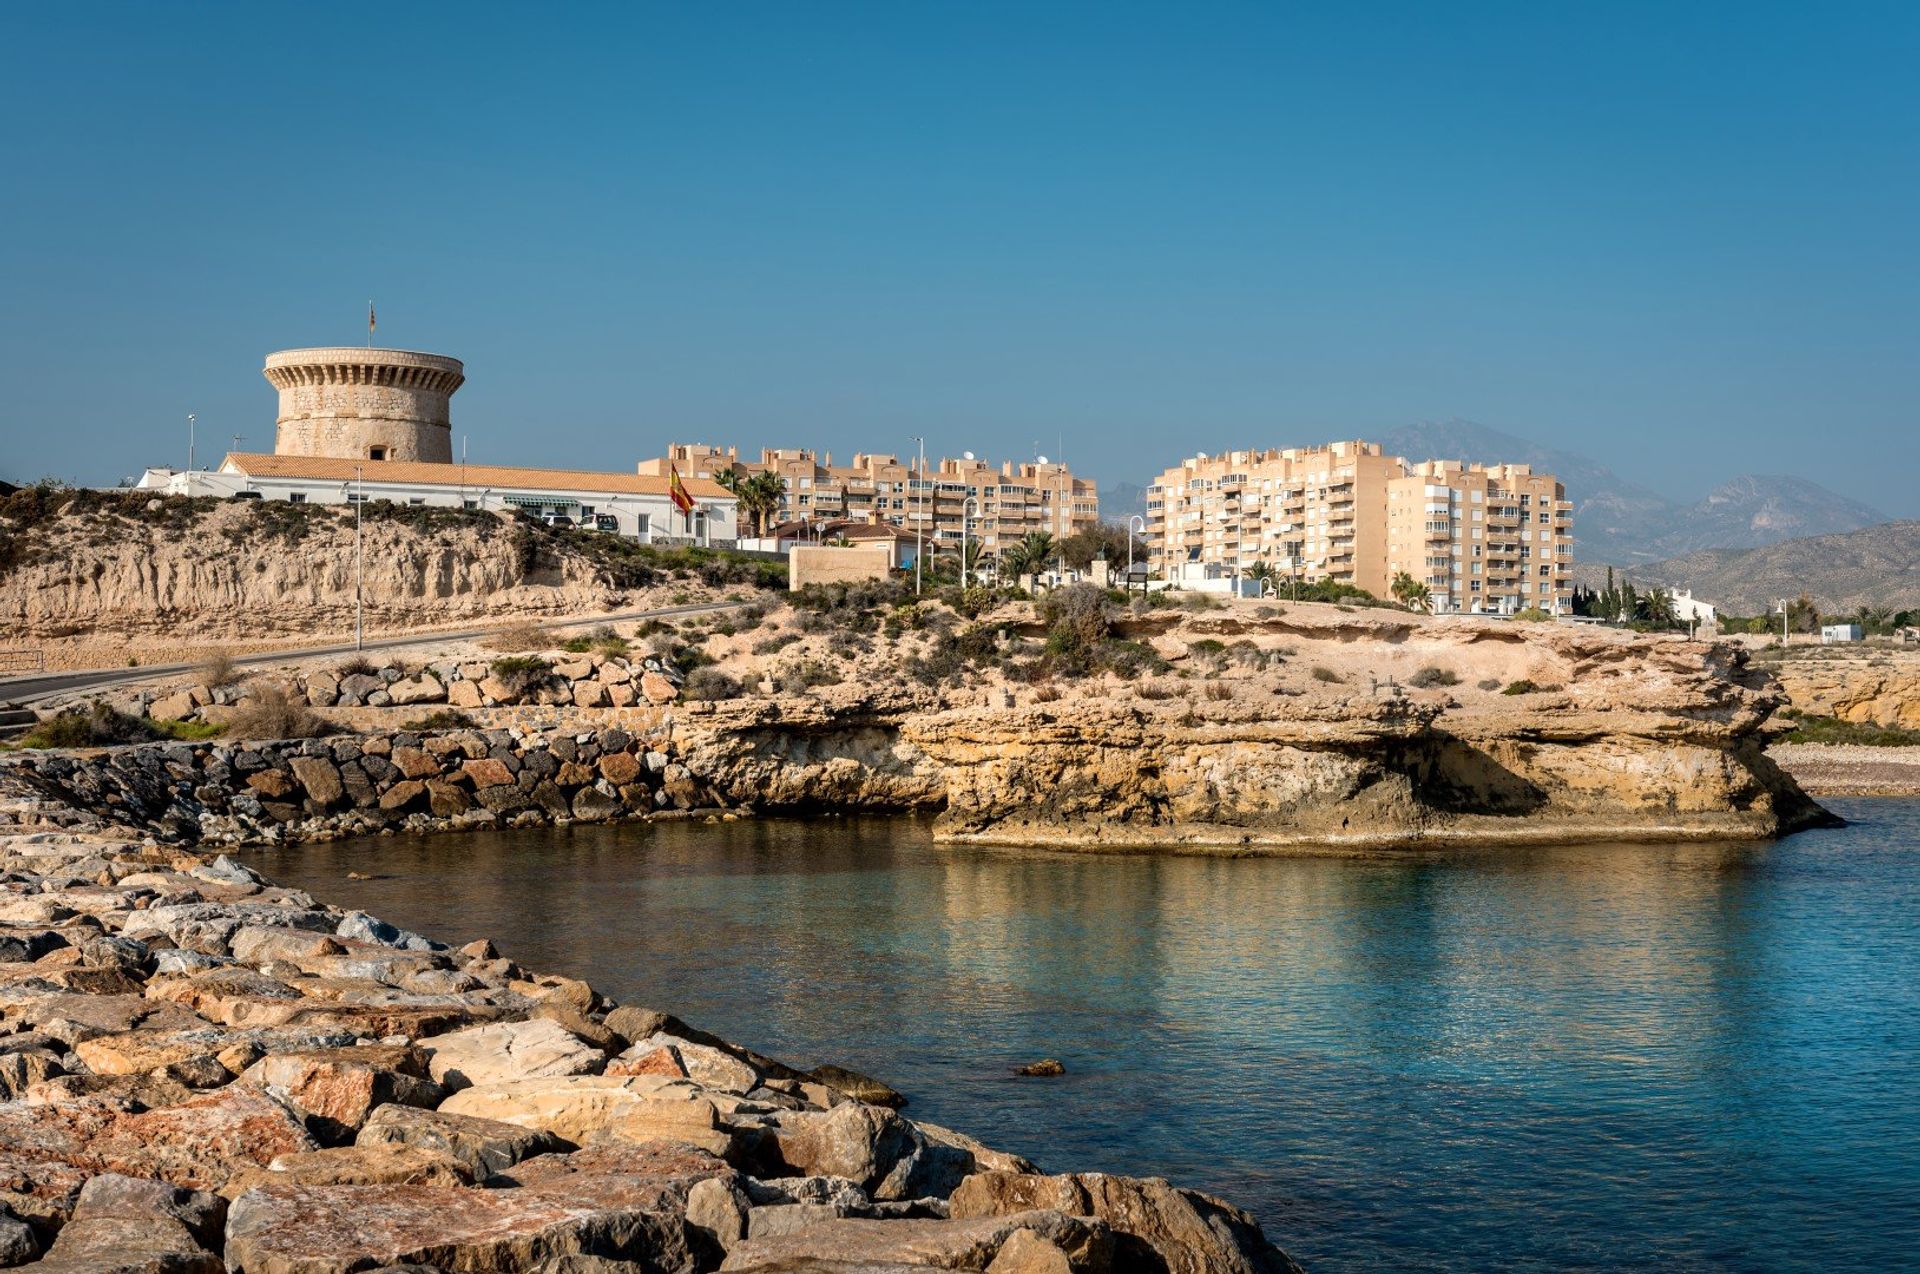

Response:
(263, 804), (1920, 1272)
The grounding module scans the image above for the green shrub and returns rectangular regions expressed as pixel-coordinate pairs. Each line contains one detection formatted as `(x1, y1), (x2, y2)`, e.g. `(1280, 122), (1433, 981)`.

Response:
(1513, 607), (1554, 623)
(1781, 715), (1920, 746)
(1408, 666), (1459, 689)
(334, 655), (376, 678)
(773, 659), (842, 695)
(17, 703), (164, 749)
(1502, 679), (1539, 695)
(682, 667), (744, 701)
(1477, 677), (1502, 691)
(489, 655), (551, 695)
(401, 708), (477, 731)
(1187, 639), (1227, 656)
(752, 632), (802, 656)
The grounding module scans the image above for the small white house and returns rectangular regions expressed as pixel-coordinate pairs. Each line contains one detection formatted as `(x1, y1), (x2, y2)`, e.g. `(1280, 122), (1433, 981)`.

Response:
(1820, 623), (1864, 645)
(1670, 588), (1718, 629)
(139, 453), (737, 545)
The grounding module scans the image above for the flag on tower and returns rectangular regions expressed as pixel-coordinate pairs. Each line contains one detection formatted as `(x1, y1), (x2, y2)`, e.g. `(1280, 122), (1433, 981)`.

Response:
(668, 465), (695, 516)
(367, 301), (376, 340)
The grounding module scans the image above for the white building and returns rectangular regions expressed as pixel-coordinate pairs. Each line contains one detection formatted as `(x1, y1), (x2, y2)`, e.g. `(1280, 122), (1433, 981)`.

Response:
(1670, 588), (1718, 629)
(1820, 623), (1864, 645)
(136, 453), (737, 544)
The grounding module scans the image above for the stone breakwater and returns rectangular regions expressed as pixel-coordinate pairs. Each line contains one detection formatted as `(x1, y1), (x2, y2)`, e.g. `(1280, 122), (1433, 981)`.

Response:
(0, 796), (1302, 1272)
(4, 726), (735, 848)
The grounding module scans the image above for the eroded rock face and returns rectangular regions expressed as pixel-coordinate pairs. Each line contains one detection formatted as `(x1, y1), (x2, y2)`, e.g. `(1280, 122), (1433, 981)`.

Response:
(421, 1015), (607, 1090)
(718, 1211), (1114, 1273)
(354, 1104), (565, 1181)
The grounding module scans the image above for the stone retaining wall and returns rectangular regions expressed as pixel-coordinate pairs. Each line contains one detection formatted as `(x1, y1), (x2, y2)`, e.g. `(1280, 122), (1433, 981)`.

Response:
(2, 724), (729, 847)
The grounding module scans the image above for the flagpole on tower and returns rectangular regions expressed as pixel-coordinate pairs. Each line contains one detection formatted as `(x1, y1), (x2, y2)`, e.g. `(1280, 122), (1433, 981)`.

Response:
(367, 300), (375, 349)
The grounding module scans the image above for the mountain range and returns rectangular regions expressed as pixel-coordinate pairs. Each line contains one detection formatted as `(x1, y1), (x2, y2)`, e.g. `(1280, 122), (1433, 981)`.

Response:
(1099, 419), (1890, 566)
(1568, 521), (1920, 616)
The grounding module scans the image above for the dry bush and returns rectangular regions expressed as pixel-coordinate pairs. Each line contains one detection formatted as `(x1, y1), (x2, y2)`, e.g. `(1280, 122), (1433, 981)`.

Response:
(1137, 680), (1177, 700)
(1408, 666), (1459, 689)
(225, 685), (333, 740)
(486, 622), (556, 652)
(1204, 681), (1234, 701)
(682, 667), (743, 701)
(1311, 666), (1344, 684)
(1476, 677), (1502, 691)
(200, 650), (243, 687)
(334, 654), (376, 678)
(1031, 683), (1062, 703)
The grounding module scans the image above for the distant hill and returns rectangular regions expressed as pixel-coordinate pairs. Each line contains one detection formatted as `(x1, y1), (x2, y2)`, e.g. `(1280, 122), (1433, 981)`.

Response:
(1100, 481), (1149, 522)
(1375, 420), (1887, 564)
(1568, 521), (1920, 616)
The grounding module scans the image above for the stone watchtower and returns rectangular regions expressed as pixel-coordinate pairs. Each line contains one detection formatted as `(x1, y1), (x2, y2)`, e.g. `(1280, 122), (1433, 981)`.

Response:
(263, 347), (465, 463)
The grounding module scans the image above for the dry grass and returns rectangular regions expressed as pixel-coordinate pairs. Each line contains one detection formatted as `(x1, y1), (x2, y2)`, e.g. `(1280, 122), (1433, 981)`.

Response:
(199, 649), (243, 688)
(224, 685), (334, 740)
(486, 622), (557, 652)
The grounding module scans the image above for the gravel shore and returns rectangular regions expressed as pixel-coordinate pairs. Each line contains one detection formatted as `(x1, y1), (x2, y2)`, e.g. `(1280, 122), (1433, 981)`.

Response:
(1769, 743), (1920, 797)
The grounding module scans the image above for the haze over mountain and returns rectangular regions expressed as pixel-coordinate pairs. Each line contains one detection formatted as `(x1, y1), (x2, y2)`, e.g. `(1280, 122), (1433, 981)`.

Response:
(1569, 521), (1920, 616)
(1378, 421), (1887, 563)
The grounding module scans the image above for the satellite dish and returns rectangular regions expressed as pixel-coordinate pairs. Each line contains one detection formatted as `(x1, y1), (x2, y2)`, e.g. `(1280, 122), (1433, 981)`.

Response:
(963, 451), (974, 461)
(1037, 455), (1049, 465)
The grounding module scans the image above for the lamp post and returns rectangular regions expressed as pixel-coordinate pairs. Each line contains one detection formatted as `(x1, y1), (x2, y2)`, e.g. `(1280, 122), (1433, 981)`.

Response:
(911, 436), (926, 595)
(961, 495), (980, 588)
(1127, 514), (1146, 583)
(354, 465), (364, 651)
(185, 414), (196, 494)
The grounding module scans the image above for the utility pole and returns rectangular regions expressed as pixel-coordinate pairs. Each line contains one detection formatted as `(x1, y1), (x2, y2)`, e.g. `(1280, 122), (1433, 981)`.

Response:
(912, 436), (925, 595)
(354, 466), (365, 651)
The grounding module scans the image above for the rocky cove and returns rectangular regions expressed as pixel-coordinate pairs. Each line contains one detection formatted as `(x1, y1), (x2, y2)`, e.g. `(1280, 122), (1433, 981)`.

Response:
(0, 783), (1302, 1272)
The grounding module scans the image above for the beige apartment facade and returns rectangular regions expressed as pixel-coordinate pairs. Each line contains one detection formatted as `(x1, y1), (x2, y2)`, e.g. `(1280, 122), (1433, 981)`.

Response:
(1147, 442), (1573, 614)
(639, 444), (1099, 559)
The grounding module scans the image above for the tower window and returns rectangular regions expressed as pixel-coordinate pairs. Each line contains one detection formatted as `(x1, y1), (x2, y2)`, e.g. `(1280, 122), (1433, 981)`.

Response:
(368, 447), (389, 461)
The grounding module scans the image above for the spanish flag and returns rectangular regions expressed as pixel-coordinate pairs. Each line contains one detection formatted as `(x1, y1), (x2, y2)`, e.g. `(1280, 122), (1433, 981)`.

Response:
(669, 465), (695, 516)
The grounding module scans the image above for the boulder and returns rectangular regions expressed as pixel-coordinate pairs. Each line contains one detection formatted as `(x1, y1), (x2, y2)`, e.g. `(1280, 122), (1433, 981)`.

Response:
(388, 747), (441, 780)
(30, 1172), (226, 1274)
(717, 1212), (1113, 1273)
(949, 1171), (1304, 1274)
(387, 675), (447, 706)
(421, 1016), (606, 1090)
(377, 780), (428, 813)
(808, 1063), (906, 1109)
(640, 672), (680, 705)
(462, 758), (516, 789)
(598, 752), (642, 785)
(572, 682), (610, 709)
(242, 1044), (444, 1141)
(0, 1081), (317, 1190)
(446, 678), (484, 709)
(355, 1104), (565, 1181)
(437, 1073), (695, 1145)
(619, 1034), (758, 1095)
(764, 1102), (922, 1199)
(225, 1143), (732, 1274)
(222, 1143), (475, 1197)
(288, 756), (346, 808)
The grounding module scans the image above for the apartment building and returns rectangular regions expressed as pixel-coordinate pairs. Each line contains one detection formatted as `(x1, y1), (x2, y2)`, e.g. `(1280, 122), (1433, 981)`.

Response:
(1147, 442), (1574, 614)
(639, 444), (1099, 558)
(1384, 461), (1574, 614)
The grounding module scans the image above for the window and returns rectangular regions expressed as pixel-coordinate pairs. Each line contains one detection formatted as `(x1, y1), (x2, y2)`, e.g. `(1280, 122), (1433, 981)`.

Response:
(634, 514), (649, 533)
(580, 505), (595, 516)
(408, 498), (425, 506)
(346, 493), (367, 504)
(288, 492), (307, 504)
(368, 447), (388, 461)
(462, 500), (477, 510)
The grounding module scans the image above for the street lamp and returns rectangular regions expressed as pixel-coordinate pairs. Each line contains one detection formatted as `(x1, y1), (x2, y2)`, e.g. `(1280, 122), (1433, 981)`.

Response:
(186, 414), (196, 493)
(910, 437), (926, 595)
(1127, 514), (1146, 582)
(961, 495), (981, 589)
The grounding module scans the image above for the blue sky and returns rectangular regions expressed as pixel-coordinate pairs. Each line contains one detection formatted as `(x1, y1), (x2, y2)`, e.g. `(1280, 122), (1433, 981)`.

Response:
(2, 2), (1915, 513)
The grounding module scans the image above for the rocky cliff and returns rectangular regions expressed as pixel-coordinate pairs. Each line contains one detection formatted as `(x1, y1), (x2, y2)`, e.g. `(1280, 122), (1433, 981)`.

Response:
(1763, 648), (1920, 730)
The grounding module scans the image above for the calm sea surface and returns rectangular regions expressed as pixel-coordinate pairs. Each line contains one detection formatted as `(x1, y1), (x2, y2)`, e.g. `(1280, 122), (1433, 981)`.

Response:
(265, 800), (1920, 1271)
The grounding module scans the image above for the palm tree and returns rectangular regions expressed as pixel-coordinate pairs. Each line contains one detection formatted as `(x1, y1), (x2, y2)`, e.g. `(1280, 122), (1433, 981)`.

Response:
(1643, 588), (1677, 628)
(1245, 561), (1278, 596)
(1002, 531), (1057, 580)
(1390, 571), (1431, 612)
(1857, 603), (1894, 634)
(727, 471), (783, 538)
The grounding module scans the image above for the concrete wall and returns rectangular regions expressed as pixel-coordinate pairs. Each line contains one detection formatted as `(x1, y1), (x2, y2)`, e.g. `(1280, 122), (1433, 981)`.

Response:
(789, 543), (894, 590)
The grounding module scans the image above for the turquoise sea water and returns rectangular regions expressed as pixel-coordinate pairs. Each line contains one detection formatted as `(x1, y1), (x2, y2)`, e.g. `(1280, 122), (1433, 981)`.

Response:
(267, 800), (1920, 1271)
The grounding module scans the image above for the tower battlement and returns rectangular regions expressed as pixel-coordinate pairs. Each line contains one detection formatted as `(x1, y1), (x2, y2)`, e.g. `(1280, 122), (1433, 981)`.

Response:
(263, 347), (464, 463)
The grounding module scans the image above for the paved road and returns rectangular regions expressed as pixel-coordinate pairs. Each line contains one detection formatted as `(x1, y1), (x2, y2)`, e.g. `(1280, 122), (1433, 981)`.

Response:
(0, 602), (743, 705)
